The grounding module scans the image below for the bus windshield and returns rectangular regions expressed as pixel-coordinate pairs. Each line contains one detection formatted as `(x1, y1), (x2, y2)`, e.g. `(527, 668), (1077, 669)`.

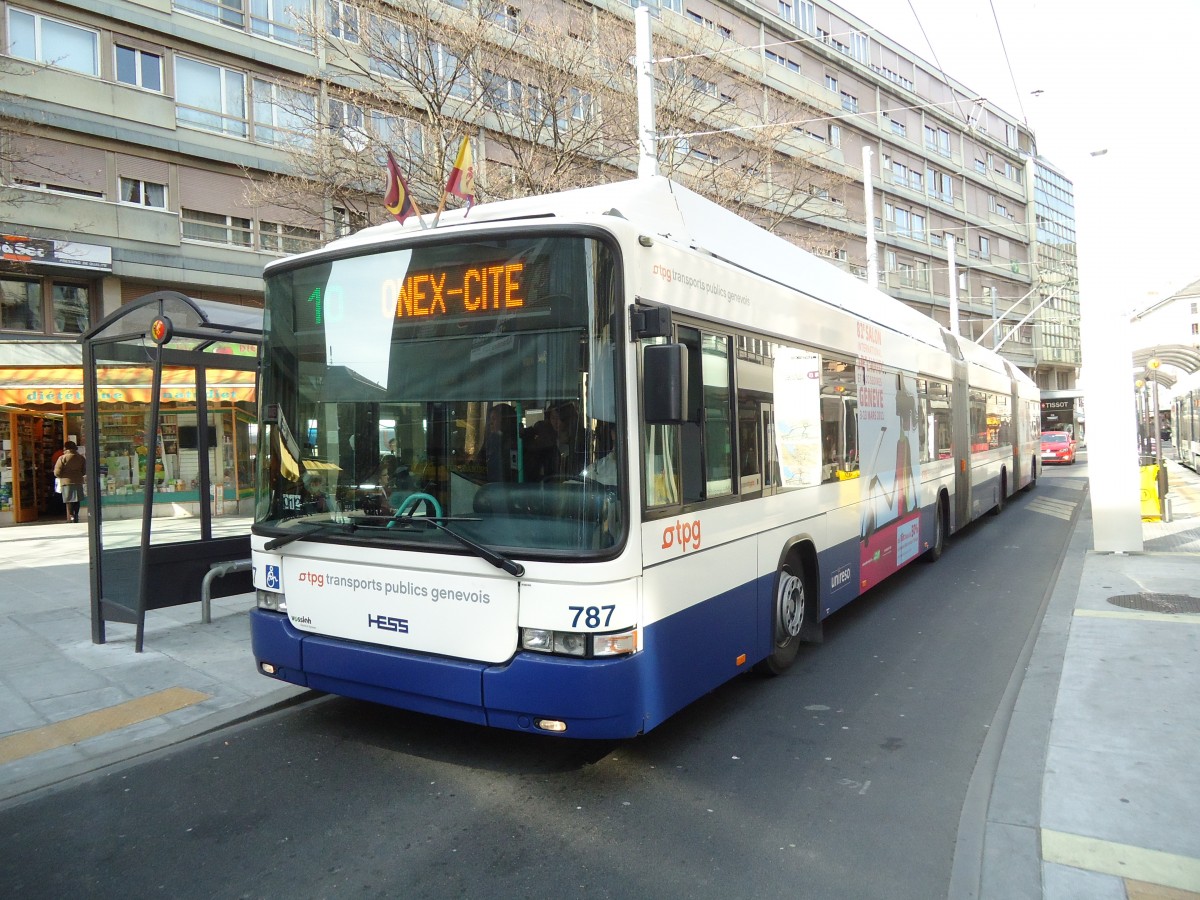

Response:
(255, 233), (624, 556)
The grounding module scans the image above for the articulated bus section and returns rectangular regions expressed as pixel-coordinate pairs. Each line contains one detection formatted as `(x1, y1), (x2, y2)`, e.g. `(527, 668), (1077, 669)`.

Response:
(250, 177), (1037, 739)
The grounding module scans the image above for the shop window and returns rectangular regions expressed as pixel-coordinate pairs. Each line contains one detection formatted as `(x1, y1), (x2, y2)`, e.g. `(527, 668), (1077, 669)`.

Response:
(0, 278), (43, 332)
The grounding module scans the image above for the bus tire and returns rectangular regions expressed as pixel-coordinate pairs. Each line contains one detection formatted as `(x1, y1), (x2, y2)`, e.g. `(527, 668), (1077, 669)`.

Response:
(990, 471), (1007, 516)
(1024, 459), (1037, 492)
(757, 557), (808, 675)
(924, 496), (946, 562)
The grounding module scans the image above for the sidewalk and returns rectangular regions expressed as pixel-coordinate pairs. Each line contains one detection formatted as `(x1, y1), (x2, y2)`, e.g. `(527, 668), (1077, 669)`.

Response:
(978, 453), (1200, 899)
(0, 523), (303, 805)
(1, 459), (1199, 899)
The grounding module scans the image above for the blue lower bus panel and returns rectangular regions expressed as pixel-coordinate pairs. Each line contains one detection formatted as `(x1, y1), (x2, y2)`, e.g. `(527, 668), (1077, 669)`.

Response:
(250, 609), (649, 738)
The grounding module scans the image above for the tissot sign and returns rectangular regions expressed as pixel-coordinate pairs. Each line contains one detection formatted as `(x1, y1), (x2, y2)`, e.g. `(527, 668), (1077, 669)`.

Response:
(2, 234), (112, 271)
(1041, 400), (1072, 412)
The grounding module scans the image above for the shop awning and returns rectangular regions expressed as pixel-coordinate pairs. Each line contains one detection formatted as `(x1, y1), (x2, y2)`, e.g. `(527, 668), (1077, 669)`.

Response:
(0, 366), (257, 405)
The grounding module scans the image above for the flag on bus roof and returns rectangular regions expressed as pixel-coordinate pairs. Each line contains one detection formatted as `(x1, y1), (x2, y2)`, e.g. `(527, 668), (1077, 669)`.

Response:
(383, 151), (421, 224)
(443, 136), (475, 210)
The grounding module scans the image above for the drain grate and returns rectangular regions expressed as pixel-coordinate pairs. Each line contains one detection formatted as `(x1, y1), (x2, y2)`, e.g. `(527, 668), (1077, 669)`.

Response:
(1106, 593), (1200, 614)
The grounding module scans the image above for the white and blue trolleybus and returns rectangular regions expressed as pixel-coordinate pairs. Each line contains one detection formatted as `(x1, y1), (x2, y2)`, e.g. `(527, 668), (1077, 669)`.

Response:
(251, 177), (1040, 738)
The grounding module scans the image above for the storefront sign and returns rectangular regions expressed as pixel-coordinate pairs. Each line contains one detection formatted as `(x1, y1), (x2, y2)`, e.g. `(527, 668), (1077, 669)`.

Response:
(0, 366), (256, 405)
(2, 234), (113, 271)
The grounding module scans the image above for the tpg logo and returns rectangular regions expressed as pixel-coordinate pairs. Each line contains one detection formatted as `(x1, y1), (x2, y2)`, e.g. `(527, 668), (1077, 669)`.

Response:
(368, 614), (409, 633)
(661, 518), (701, 552)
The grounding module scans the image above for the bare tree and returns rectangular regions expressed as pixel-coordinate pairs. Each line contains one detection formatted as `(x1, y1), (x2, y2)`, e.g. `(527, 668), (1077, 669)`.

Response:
(244, 0), (851, 253)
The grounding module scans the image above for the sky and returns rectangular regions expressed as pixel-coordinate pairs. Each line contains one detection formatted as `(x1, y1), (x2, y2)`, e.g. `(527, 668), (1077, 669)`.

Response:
(841, 0), (1200, 317)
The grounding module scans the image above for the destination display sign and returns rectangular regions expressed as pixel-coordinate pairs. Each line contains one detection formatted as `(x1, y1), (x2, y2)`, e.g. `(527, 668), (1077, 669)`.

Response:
(301, 257), (528, 328)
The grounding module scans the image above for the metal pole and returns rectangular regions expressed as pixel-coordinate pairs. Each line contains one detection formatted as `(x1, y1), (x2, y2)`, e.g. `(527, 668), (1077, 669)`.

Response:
(863, 146), (878, 290)
(635, 5), (657, 179)
(946, 232), (958, 337)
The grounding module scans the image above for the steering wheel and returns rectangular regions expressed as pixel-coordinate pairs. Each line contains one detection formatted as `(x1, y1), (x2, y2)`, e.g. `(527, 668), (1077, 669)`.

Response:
(388, 492), (443, 525)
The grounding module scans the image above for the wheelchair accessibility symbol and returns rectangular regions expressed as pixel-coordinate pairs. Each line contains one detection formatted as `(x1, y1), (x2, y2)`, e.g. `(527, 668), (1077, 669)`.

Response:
(265, 564), (281, 590)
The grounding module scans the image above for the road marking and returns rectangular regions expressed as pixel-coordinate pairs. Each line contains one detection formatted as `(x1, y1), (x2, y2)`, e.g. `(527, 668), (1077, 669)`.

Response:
(1042, 829), (1200, 893)
(0, 687), (210, 765)
(1075, 609), (1200, 624)
(1028, 497), (1077, 520)
(1125, 878), (1200, 899)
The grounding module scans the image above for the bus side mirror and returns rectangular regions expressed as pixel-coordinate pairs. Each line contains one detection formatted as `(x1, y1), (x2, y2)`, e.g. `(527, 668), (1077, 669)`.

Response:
(643, 343), (688, 424)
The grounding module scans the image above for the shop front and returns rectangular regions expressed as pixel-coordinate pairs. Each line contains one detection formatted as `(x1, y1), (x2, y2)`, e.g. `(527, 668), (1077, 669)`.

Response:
(0, 367), (256, 526)
(1, 233), (110, 524)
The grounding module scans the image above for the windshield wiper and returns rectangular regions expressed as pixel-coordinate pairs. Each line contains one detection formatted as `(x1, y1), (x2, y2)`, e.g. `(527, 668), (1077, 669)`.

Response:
(388, 516), (525, 578)
(263, 519), (358, 551)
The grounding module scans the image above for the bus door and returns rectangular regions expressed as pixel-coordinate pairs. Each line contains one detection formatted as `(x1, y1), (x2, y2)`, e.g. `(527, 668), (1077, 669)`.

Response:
(951, 360), (971, 529)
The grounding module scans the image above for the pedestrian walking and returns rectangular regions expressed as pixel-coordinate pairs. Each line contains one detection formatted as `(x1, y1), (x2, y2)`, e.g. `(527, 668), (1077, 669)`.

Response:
(54, 440), (86, 523)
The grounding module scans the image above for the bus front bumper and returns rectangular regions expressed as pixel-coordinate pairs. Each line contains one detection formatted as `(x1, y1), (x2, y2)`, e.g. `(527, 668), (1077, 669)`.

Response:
(250, 608), (647, 739)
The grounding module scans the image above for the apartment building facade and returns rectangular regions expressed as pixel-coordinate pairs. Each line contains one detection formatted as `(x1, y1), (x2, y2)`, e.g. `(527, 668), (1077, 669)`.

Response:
(1, 0), (1051, 523)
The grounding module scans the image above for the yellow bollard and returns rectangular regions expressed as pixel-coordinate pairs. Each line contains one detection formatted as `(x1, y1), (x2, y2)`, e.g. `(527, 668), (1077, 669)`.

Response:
(1140, 464), (1161, 521)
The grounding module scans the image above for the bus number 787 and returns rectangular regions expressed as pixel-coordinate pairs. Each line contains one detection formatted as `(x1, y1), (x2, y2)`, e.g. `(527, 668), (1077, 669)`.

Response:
(569, 605), (616, 629)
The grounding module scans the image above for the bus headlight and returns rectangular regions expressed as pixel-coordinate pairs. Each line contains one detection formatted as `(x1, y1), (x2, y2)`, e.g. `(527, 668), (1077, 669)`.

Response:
(257, 589), (287, 612)
(520, 627), (638, 658)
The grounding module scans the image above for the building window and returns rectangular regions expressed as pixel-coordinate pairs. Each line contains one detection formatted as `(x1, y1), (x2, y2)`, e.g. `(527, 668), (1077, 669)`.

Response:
(0, 278), (43, 332)
(0, 278), (90, 335)
(7, 8), (99, 75)
(888, 117), (906, 137)
(119, 177), (168, 208)
(115, 44), (163, 91)
(253, 79), (316, 147)
(328, 98), (367, 149)
(174, 0), (313, 48)
(850, 32), (869, 64)
(979, 235), (990, 258)
(327, 0), (359, 42)
(53, 284), (90, 334)
(260, 222), (322, 254)
(824, 74), (837, 92)
(181, 208), (253, 247)
(829, 124), (841, 147)
(175, 0), (244, 28)
(925, 125), (950, 157)
(490, 4), (519, 31)
(797, 1), (814, 32)
(176, 57), (247, 137)
(368, 110), (423, 159)
(840, 91), (858, 113)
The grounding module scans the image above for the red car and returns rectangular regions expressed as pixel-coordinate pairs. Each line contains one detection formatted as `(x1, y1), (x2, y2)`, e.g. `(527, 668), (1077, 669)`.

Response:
(1041, 431), (1077, 465)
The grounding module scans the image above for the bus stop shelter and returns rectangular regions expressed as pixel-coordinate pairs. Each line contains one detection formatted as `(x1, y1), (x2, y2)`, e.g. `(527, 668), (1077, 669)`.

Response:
(81, 291), (262, 651)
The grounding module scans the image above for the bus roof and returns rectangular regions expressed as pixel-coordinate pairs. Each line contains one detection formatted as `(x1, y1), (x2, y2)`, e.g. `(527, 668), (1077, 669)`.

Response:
(272, 177), (997, 360)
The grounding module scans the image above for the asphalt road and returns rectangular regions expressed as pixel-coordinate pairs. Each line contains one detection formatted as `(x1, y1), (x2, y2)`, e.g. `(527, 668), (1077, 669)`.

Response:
(0, 467), (1086, 900)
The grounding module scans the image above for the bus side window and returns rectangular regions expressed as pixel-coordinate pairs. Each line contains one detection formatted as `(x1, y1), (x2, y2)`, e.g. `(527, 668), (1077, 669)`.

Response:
(821, 356), (858, 482)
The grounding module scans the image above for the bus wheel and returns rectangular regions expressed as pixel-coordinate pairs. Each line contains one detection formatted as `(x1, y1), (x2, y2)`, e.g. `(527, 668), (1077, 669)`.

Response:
(924, 498), (945, 563)
(758, 560), (806, 675)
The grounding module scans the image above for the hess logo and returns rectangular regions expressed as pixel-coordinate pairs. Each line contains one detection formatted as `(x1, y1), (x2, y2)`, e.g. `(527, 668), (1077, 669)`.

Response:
(661, 519), (702, 552)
